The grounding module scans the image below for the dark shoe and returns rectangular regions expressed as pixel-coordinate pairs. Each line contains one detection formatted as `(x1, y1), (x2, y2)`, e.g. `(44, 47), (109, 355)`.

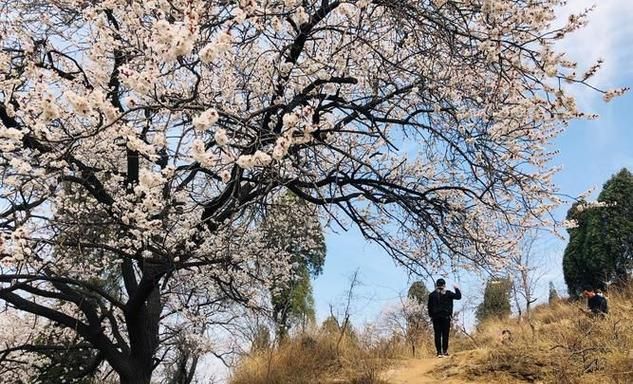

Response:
(443, 352), (450, 357)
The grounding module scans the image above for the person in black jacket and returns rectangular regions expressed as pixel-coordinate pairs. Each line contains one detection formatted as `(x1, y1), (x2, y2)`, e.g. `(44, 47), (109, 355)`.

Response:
(427, 278), (461, 357)
(583, 288), (608, 316)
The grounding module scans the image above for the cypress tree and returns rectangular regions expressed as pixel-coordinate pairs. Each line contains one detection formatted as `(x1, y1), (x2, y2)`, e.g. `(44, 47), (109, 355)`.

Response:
(548, 282), (560, 304)
(476, 277), (513, 324)
(563, 169), (633, 296)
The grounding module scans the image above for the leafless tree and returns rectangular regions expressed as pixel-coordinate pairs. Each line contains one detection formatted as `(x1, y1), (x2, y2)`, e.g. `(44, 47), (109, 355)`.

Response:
(510, 231), (547, 321)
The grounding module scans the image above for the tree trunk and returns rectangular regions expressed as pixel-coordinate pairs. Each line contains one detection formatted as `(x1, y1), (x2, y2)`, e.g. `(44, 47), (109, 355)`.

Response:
(120, 264), (164, 384)
(120, 368), (152, 384)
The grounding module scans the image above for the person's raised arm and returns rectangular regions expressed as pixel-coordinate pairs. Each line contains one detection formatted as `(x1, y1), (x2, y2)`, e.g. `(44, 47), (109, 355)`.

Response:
(453, 285), (462, 300)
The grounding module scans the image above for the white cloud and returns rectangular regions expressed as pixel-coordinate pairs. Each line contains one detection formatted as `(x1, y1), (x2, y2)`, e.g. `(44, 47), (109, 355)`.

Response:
(547, 0), (633, 131)
(558, 0), (633, 87)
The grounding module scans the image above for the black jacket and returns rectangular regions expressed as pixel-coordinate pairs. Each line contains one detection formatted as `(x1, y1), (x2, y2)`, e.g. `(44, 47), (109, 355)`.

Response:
(428, 288), (462, 320)
(588, 295), (608, 315)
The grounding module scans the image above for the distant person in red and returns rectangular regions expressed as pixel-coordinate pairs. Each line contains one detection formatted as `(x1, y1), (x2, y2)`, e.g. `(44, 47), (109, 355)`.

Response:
(582, 287), (608, 316)
(427, 278), (461, 358)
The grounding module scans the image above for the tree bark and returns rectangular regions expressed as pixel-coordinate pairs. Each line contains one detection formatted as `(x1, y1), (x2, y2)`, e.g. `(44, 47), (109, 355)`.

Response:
(120, 368), (152, 384)
(120, 262), (165, 384)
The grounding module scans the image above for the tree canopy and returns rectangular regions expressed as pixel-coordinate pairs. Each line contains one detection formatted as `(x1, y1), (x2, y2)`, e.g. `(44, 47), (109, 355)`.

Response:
(476, 277), (513, 324)
(563, 168), (633, 296)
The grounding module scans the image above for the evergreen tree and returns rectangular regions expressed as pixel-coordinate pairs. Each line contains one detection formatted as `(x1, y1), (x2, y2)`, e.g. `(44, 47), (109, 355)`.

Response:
(321, 315), (341, 335)
(563, 169), (633, 295)
(548, 282), (560, 305)
(407, 281), (430, 304)
(271, 266), (317, 338)
(263, 192), (326, 340)
(405, 281), (430, 356)
(406, 281), (430, 329)
(476, 277), (513, 324)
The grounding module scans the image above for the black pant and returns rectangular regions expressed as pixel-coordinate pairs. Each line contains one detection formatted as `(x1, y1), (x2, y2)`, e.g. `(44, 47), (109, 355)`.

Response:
(432, 317), (451, 354)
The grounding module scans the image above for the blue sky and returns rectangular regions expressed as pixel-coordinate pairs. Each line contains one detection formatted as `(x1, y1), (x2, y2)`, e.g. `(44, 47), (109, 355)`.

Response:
(312, 0), (633, 328)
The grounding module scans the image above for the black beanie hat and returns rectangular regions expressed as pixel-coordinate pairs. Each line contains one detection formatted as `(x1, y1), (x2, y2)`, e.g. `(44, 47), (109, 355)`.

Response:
(436, 278), (446, 287)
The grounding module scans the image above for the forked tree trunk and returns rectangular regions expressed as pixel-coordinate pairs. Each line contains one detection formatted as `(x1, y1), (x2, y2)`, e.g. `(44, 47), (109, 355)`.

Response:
(118, 264), (164, 384)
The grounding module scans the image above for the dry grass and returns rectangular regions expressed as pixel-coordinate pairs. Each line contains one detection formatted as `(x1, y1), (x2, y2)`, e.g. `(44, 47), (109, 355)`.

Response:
(230, 328), (433, 384)
(231, 287), (633, 384)
(442, 286), (633, 384)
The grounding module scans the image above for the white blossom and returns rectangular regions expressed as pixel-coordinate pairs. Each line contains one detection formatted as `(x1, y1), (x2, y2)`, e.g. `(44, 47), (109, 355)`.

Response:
(214, 128), (229, 146)
(192, 108), (220, 132)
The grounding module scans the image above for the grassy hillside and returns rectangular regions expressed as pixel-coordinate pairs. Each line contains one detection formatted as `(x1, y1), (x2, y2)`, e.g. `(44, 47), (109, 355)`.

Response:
(230, 325), (435, 384)
(230, 286), (633, 384)
(440, 286), (633, 384)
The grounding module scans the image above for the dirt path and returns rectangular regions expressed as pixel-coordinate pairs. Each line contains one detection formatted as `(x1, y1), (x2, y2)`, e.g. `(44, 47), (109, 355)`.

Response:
(382, 356), (479, 384)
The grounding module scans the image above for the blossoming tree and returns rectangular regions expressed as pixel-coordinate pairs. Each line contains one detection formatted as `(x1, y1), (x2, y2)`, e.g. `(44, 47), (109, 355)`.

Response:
(0, 0), (620, 382)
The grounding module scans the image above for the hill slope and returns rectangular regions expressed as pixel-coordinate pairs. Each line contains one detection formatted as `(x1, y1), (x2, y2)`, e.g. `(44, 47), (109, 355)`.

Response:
(230, 287), (633, 384)
(418, 287), (633, 384)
